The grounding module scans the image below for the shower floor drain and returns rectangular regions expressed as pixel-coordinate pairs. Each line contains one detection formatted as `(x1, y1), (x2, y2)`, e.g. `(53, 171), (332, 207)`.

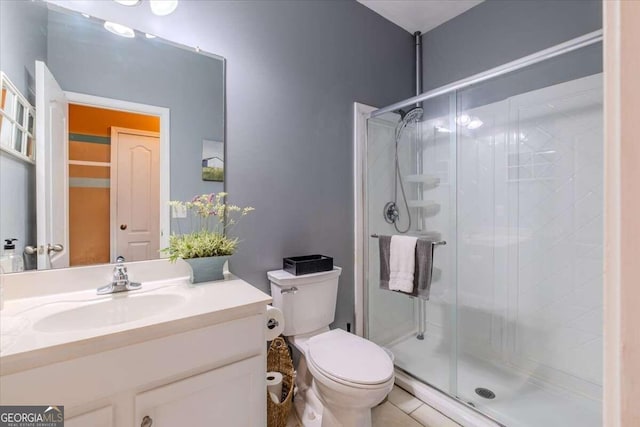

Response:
(475, 387), (496, 399)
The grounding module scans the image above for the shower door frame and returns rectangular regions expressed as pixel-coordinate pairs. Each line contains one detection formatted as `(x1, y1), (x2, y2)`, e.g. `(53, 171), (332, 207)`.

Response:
(353, 102), (376, 338)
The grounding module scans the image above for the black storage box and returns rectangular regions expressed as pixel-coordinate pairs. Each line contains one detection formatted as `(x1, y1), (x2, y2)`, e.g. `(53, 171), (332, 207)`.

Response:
(283, 255), (333, 276)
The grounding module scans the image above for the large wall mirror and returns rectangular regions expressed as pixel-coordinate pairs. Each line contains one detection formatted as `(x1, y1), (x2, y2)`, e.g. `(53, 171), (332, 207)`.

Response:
(0, 0), (225, 273)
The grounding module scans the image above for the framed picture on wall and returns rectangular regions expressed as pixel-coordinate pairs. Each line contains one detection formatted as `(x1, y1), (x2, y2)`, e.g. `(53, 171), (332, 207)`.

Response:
(202, 139), (224, 182)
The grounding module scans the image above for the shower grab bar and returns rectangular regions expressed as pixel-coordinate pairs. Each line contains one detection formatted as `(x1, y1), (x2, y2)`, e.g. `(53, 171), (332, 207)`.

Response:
(370, 234), (446, 246)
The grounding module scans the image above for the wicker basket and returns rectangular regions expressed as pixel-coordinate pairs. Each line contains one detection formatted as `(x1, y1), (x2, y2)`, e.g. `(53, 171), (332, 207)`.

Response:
(267, 337), (295, 427)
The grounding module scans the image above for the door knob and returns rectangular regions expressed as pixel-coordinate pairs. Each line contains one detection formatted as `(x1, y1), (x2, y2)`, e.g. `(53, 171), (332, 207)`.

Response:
(46, 243), (64, 254)
(120, 224), (128, 230)
(141, 416), (153, 427)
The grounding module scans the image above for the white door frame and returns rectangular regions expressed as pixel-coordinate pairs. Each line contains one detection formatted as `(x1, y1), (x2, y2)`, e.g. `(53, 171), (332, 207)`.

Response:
(64, 91), (170, 257)
(603, 1), (640, 425)
(353, 102), (376, 337)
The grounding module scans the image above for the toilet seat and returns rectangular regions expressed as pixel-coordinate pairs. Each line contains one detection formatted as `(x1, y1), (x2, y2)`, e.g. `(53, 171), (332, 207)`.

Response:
(306, 329), (394, 387)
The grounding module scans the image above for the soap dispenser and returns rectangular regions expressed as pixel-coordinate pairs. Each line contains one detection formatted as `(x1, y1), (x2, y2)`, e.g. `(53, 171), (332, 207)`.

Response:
(1, 238), (24, 273)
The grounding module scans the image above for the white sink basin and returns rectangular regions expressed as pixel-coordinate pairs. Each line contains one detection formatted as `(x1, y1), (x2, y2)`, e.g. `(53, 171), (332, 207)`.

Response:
(33, 293), (187, 333)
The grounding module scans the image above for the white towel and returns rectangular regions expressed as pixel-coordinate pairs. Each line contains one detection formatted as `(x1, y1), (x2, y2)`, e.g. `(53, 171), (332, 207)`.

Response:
(389, 235), (417, 293)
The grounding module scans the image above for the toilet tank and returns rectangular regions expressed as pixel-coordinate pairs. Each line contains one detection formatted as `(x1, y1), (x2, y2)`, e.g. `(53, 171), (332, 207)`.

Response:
(268, 267), (342, 336)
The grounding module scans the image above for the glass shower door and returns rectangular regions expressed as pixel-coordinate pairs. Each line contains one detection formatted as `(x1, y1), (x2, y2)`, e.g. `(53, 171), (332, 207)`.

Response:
(454, 72), (603, 426)
(365, 93), (460, 397)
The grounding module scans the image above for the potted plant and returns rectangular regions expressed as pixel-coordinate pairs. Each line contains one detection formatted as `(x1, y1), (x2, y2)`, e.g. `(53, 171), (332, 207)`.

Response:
(164, 193), (254, 283)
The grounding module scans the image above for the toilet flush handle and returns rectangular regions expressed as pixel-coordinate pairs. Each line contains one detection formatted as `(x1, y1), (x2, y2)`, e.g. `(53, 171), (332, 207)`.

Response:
(280, 286), (298, 295)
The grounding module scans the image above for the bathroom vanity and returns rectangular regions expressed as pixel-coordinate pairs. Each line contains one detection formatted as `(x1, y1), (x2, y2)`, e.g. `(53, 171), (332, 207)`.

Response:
(0, 260), (272, 426)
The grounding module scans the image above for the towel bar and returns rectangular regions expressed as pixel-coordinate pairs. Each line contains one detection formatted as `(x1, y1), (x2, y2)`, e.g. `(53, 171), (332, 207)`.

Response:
(370, 234), (447, 246)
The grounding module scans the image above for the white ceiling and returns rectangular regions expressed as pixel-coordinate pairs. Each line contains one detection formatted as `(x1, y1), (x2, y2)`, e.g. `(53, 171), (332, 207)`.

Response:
(357, 0), (484, 34)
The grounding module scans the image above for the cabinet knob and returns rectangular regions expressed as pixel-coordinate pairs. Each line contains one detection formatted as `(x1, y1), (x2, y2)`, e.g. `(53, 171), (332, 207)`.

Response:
(141, 415), (153, 427)
(120, 224), (128, 230)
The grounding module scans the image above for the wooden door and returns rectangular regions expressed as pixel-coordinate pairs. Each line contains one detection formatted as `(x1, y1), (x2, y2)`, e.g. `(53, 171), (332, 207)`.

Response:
(110, 127), (160, 262)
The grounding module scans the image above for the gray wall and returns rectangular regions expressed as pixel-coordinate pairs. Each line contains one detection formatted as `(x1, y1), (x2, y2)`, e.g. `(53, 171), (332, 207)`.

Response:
(0, 0), (47, 258)
(421, 0), (602, 91)
(45, 8), (225, 207)
(47, 0), (414, 330)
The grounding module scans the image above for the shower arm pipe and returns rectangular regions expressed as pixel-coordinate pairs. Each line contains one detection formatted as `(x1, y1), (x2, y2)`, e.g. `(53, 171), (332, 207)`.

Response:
(414, 31), (424, 233)
(371, 29), (603, 118)
(415, 31), (423, 106)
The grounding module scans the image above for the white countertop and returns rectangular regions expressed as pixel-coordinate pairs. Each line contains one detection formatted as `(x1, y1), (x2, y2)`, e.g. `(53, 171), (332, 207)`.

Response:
(0, 275), (271, 375)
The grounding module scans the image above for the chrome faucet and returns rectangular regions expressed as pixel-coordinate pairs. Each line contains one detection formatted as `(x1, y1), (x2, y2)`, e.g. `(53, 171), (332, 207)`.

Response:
(97, 256), (142, 295)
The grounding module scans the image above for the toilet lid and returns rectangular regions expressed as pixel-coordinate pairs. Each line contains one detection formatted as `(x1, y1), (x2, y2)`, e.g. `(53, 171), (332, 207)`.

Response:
(307, 329), (394, 386)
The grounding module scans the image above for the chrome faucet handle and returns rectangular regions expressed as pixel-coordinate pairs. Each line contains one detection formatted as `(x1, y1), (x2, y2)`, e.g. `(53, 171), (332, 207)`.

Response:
(113, 256), (142, 291)
(97, 255), (141, 295)
(113, 264), (128, 281)
(112, 256), (128, 281)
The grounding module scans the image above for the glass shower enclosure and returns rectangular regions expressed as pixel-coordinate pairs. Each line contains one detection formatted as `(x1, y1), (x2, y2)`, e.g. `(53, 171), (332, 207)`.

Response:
(363, 36), (603, 427)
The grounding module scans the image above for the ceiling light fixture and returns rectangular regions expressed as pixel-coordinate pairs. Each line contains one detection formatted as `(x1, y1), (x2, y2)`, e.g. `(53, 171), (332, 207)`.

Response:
(114, 0), (140, 5)
(145, 33), (157, 39)
(104, 21), (135, 38)
(149, 0), (178, 16)
(81, 13), (91, 18)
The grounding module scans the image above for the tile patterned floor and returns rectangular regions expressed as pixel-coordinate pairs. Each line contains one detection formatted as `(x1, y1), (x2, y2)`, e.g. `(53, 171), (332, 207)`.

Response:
(286, 385), (461, 427)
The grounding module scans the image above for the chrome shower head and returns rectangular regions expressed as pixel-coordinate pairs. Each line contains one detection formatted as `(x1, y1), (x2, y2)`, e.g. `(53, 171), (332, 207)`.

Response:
(398, 107), (423, 122)
(395, 107), (423, 141)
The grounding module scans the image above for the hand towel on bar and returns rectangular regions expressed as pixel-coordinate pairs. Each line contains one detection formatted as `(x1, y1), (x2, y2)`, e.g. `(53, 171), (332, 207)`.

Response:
(389, 235), (418, 292)
(379, 235), (435, 300)
(414, 238), (435, 299)
(378, 235), (392, 289)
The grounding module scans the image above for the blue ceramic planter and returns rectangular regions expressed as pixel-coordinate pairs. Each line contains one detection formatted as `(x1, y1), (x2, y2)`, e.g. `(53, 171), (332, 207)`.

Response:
(183, 256), (229, 284)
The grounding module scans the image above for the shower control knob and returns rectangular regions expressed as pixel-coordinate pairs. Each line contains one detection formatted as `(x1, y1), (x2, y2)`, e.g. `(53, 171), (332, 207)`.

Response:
(384, 201), (400, 224)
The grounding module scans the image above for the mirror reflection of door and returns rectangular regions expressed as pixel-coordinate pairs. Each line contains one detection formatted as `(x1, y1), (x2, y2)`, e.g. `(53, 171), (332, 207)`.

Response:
(67, 105), (160, 266)
(111, 128), (160, 262)
(35, 61), (69, 270)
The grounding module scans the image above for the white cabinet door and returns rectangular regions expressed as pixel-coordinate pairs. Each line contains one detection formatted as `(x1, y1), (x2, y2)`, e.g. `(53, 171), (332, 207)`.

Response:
(135, 355), (266, 427)
(65, 406), (114, 427)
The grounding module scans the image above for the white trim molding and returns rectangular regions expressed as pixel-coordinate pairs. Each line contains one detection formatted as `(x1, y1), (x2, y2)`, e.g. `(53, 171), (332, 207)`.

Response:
(603, 1), (640, 426)
(64, 91), (171, 256)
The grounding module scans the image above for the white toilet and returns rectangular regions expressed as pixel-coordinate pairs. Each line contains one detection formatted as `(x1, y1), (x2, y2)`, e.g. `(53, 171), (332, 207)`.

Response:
(268, 267), (394, 427)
